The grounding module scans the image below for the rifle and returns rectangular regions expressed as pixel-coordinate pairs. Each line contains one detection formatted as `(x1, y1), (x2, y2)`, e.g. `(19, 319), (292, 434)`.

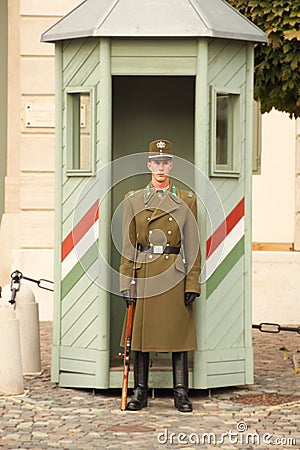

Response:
(120, 245), (138, 411)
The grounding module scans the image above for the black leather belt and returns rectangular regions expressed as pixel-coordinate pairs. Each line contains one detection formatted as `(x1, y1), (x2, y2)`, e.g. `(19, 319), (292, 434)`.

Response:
(137, 244), (180, 255)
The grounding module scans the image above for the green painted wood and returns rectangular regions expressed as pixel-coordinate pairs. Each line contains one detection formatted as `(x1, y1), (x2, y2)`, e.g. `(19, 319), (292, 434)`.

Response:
(63, 85), (99, 224)
(207, 39), (247, 180)
(206, 183), (245, 235)
(208, 176), (245, 212)
(111, 40), (198, 74)
(51, 345), (60, 384)
(211, 54), (246, 89)
(63, 39), (99, 86)
(61, 242), (99, 298)
(51, 43), (64, 384)
(207, 300), (244, 349)
(210, 305), (244, 349)
(220, 175), (246, 202)
(198, 35), (252, 389)
(63, 38), (87, 68)
(67, 47), (100, 87)
(208, 40), (246, 85)
(109, 370), (134, 389)
(111, 57), (197, 75)
(61, 290), (98, 338)
(207, 359), (244, 375)
(208, 39), (231, 64)
(60, 358), (96, 375)
(207, 372), (245, 388)
(111, 39), (198, 57)
(226, 325), (245, 349)
(61, 263), (99, 317)
(244, 346), (254, 384)
(206, 347), (246, 362)
(61, 299), (98, 347)
(206, 237), (245, 298)
(224, 64), (246, 89)
(87, 336), (98, 349)
(61, 178), (99, 237)
(193, 348), (247, 389)
(207, 275), (244, 346)
(94, 39), (112, 369)
(60, 345), (98, 360)
(79, 62), (100, 86)
(244, 44), (255, 384)
(61, 180), (91, 231)
(207, 272), (244, 324)
(59, 373), (99, 388)
(58, 348), (110, 388)
(193, 39), (209, 389)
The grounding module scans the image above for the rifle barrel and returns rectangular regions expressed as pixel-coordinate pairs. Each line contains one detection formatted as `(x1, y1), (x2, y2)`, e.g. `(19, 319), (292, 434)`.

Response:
(120, 244), (138, 411)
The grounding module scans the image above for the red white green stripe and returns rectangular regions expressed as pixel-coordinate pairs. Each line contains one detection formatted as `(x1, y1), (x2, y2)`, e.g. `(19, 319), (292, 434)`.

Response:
(60, 197), (244, 299)
(61, 201), (99, 283)
(206, 198), (245, 296)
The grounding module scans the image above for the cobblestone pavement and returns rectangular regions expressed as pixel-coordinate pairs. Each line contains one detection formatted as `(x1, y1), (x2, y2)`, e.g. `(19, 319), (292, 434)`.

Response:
(1, 322), (300, 449)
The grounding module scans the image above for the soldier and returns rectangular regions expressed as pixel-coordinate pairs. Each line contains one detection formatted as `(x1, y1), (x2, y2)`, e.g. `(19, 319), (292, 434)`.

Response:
(120, 139), (201, 412)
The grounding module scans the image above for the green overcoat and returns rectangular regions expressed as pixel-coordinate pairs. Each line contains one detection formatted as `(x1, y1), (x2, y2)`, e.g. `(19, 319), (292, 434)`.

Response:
(119, 184), (201, 352)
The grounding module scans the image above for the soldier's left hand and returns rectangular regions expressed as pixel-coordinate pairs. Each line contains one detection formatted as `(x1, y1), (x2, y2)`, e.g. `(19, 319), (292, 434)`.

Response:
(184, 292), (199, 306)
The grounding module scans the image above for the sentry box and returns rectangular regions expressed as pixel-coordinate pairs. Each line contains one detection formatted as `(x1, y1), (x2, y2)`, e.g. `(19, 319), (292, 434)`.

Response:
(42, 0), (267, 390)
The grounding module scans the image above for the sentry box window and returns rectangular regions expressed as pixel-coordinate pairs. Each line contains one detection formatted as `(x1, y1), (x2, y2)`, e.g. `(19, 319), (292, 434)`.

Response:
(66, 87), (95, 176)
(210, 87), (241, 177)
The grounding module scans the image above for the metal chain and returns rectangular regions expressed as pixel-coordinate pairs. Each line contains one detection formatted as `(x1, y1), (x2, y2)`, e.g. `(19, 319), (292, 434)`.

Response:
(252, 322), (300, 334)
(9, 269), (54, 304)
(19, 274), (54, 292)
(9, 270), (23, 308)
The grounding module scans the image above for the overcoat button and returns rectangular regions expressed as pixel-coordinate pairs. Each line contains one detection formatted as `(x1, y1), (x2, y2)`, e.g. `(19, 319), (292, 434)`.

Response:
(149, 254), (153, 259)
(165, 255), (169, 260)
(167, 230), (172, 235)
(149, 230), (153, 234)
(147, 217), (151, 221)
(168, 217), (173, 221)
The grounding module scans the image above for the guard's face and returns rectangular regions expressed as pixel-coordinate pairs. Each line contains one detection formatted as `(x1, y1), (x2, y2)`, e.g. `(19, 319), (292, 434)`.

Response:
(147, 158), (173, 183)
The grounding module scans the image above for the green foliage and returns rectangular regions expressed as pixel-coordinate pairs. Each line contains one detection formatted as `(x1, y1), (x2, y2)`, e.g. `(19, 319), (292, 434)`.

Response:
(228, 0), (300, 118)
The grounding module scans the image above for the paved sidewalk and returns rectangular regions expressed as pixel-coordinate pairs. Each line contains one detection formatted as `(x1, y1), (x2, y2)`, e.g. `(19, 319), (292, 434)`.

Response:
(1, 322), (300, 449)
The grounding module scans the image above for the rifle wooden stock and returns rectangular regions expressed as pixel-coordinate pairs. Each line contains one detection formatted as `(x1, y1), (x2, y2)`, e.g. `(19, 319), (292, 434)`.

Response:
(120, 263), (137, 411)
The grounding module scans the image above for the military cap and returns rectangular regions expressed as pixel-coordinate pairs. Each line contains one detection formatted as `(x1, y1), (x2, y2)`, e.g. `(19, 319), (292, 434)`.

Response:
(148, 139), (173, 160)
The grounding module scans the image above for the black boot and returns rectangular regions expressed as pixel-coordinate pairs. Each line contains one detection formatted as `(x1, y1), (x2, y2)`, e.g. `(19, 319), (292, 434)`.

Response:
(127, 351), (149, 411)
(172, 351), (193, 412)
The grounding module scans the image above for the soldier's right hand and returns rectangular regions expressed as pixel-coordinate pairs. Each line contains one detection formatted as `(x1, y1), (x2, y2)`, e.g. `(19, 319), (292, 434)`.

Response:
(121, 289), (134, 307)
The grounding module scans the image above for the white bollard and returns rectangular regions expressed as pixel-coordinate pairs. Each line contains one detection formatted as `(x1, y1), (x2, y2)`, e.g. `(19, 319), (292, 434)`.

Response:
(0, 302), (24, 395)
(2, 283), (42, 375)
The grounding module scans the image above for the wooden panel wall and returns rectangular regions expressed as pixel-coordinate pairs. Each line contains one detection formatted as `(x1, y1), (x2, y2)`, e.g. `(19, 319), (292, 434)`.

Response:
(203, 39), (249, 387)
(58, 38), (102, 387)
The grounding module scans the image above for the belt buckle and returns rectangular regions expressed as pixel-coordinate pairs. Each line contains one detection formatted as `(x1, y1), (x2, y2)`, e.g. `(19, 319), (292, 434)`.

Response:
(153, 245), (164, 254)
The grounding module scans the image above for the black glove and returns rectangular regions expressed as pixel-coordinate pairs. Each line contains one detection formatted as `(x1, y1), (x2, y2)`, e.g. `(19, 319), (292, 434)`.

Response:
(121, 289), (134, 307)
(184, 292), (198, 306)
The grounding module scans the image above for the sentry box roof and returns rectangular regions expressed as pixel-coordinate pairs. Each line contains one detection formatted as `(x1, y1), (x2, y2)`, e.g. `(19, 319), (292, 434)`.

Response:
(41, 0), (268, 43)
